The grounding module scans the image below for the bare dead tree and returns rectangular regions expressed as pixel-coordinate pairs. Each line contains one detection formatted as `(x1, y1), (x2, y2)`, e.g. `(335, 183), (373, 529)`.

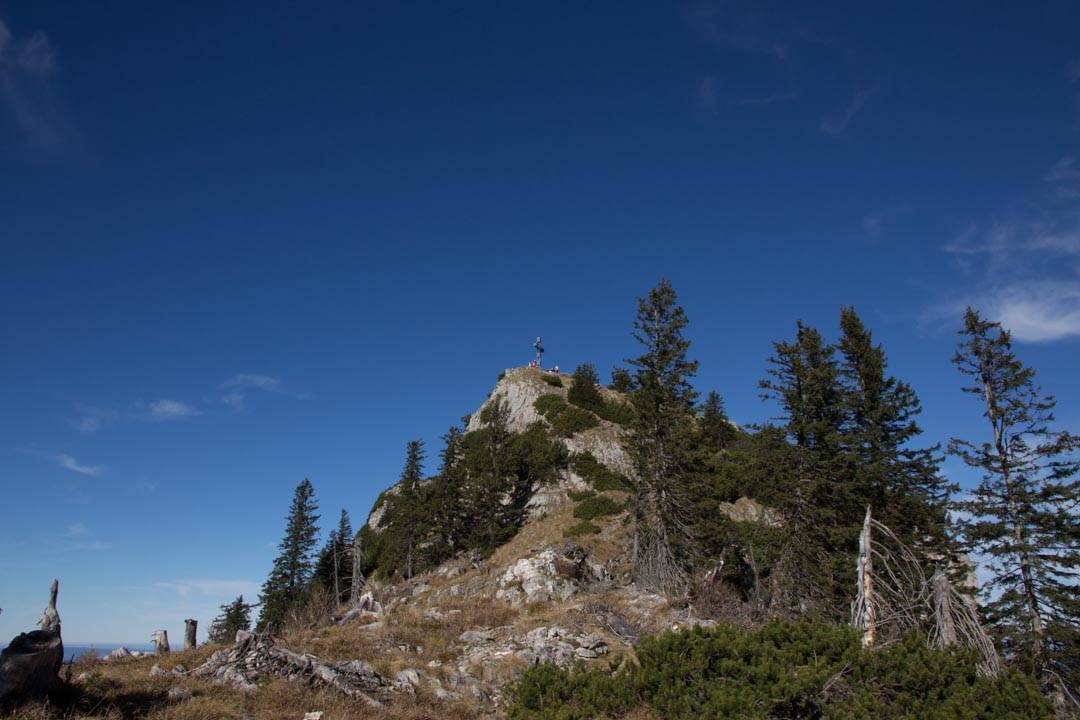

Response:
(37, 580), (60, 633)
(349, 532), (365, 605)
(849, 507), (1001, 677)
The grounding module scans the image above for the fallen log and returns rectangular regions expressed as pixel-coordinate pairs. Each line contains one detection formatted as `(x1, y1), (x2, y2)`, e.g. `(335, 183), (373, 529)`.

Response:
(0, 580), (64, 707)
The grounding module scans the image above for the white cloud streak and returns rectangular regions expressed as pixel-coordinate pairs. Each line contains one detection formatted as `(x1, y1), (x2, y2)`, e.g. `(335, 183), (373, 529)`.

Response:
(0, 17), (67, 148)
(821, 88), (873, 137)
(53, 453), (102, 476)
(154, 579), (259, 598)
(143, 398), (201, 420)
(936, 158), (1080, 342)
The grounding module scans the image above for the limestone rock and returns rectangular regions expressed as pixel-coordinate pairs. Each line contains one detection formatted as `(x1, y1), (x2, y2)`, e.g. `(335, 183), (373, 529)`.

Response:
(107, 647), (133, 661)
(496, 550), (577, 605)
(717, 496), (783, 527)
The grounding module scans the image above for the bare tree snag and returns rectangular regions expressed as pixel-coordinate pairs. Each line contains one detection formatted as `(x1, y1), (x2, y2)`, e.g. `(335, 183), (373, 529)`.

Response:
(152, 629), (170, 654)
(0, 580), (63, 706)
(38, 579), (60, 632)
(852, 507), (876, 648)
(349, 533), (365, 604)
(184, 619), (197, 651)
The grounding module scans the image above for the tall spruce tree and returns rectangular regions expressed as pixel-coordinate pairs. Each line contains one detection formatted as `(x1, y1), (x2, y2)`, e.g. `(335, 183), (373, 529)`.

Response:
(758, 322), (858, 614)
(626, 279), (699, 594)
(392, 439), (425, 579)
(760, 322), (844, 455)
(424, 425), (466, 567)
(948, 308), (1079, 691)
(257, 478), (320, 632)
(700, 390), (736, 454)
(209, 595), (253, 643)
(462, 399), (514, 553)
(836, 307), (950, 549)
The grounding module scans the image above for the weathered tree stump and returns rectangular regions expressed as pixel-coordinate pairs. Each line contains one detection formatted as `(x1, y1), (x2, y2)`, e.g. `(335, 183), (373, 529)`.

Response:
(0, 580), (63, 707)
(152, 629), (170, 654)
(184, 619), (197, 650)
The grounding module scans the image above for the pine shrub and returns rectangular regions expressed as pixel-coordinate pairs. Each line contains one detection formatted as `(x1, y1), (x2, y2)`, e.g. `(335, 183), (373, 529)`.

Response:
(564, 520), (601, 537)
(507, 622), (1052, 720)
(534, 394), (599, 436)
(572, 494), (622, 520)
(570, 453), (630, 492)
(542, 374), (563, 387)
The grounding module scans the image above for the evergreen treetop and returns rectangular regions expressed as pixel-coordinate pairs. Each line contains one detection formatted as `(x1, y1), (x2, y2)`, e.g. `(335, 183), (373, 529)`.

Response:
(948, 307), (1079, 690)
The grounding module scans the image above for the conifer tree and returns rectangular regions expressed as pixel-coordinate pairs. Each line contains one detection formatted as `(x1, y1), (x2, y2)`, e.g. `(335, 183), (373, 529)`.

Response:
(836, 307), (950, 548)
(948, 308), (1079, 690)
(333, 509), (354, 601)
(700, 390), (736, 453)
(209, 595), (253, 643)
(568, 363), (603, 408)
(392, 439), (425, 579)
(257, 478), (320, 632)
(626, 279), (699, 594)
(425, 425), (465, 565)
(609, 367), (633, 393)
(462, 399), (513, 552)
(758, 322), (859, 614)
(760, 322), (844, 455)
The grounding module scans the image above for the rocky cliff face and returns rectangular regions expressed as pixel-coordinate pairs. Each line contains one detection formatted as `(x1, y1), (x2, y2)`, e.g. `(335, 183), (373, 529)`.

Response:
(369, 367), (635, 529)
(466, 367), (635, 515)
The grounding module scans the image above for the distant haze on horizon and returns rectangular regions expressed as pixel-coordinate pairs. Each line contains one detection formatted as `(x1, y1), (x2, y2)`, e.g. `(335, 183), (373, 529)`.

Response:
(1, 1), (1078, 644)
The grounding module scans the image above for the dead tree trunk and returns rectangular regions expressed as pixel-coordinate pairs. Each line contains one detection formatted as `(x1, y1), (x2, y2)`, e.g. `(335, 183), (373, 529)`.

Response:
(184, 619), (197, 651)
(349, 533), (365, 604)
(0, 580), (63, 706)
(852, 507), (876, 648)
(152, 629), (170, 654)
(39, 579), (60, 632)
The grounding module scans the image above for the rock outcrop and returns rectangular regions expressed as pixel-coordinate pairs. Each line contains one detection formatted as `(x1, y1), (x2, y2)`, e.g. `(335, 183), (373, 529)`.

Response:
(194, 631), (384, 707)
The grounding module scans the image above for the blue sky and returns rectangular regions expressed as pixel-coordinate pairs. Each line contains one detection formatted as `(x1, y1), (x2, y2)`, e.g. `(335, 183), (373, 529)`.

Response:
(1, 1), (1078, 644)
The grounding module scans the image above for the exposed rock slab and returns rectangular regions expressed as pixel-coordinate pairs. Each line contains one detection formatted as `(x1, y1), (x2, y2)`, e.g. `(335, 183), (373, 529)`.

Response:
(193, 631), (383, 707)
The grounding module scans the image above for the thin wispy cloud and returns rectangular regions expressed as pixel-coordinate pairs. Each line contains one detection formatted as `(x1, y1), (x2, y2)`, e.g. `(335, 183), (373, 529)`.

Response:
(219, 373), (306, 410)
(223, 374), (284, 391)
(1069, 59), (1080, 83)
(28, 450), (103, 476)
(58, 453), (101, 476)
(821, 88), (873, 137)
(0, 17), (69, 149)
(1045, 157), (1080, 201)
(697, 76), (719, 114)
(934, 158), (1080, 342)
(142, 398), (201, 421)
(860, 205), (910, 241)
(66, 522), (88, 537)
(735, 91), (797, 106)
(77, 398), (201, 430)
(154, 579), (259, 598)
(682, 0), (802, 60)
(221, 392), (246, 411)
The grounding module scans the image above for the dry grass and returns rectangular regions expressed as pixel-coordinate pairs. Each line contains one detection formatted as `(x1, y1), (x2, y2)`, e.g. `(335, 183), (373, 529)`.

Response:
(4, 643), (486, 720)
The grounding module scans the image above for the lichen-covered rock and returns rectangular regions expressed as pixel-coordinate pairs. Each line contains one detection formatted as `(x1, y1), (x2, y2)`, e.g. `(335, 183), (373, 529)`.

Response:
(496, 551), (577, 605)
(717, 496), (783, 527)
(107, 647), (133, 661)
